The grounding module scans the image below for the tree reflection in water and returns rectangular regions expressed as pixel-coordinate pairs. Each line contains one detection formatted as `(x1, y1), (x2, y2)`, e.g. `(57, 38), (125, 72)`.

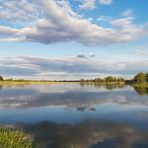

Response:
(134, 87), (148, 96)
(15, 120), (148, 148)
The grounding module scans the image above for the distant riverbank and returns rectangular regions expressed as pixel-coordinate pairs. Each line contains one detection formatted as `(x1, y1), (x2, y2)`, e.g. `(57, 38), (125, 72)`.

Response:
(0, 72), (147, 87)
(0, 80), (79, 85)
(0, 80), (147, 88)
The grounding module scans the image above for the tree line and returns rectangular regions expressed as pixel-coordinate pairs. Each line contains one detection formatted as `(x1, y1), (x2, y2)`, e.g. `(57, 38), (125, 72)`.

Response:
(80, 77), (125, 83)
(133, 72), (148, 84)
(0, 72), (148, 84)
(80, 72), (148, 84)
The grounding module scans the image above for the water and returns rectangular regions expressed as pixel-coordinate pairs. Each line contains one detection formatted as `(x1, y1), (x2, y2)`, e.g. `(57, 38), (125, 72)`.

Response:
(0, 83), (148, 148)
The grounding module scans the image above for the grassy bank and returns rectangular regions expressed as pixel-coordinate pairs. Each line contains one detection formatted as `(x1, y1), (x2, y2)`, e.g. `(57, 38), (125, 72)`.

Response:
(0, 80), (77, 85)
(0, 80), (126, 87)
(0, 80), (147, 88)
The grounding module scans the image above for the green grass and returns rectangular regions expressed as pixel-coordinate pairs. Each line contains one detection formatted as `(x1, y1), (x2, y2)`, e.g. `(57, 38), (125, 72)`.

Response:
(0, 128), (33, 148)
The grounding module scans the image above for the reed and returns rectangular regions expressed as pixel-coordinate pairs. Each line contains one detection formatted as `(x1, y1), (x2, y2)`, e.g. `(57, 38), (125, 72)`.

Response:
(0, 128), (33, 148)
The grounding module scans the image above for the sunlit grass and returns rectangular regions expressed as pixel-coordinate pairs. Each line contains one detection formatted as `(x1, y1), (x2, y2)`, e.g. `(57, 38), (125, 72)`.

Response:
(0, 81), (62, 86)
(0, 128), (33, 148)
(0, 80), (77, 85)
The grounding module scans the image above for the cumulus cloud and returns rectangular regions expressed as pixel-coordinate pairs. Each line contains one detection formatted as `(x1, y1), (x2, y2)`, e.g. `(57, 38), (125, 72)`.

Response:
(0, 56), (148, 80)
(0, 0), (38, 22)
(0, 0), (147, 45)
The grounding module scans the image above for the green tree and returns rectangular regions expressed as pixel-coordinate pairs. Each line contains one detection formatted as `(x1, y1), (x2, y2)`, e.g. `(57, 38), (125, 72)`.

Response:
(0, 76), (3, 81)
(117, 78), (125, 82)
(94, 78), (103, 83)
(80, 79), (85, 83)
(104, 76), (115, 82)
(134, 72), (146, 83)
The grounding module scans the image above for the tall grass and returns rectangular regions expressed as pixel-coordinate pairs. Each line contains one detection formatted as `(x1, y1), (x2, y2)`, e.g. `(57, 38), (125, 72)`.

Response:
(0, 128), (33, 148)
(0, 80), (69, 86)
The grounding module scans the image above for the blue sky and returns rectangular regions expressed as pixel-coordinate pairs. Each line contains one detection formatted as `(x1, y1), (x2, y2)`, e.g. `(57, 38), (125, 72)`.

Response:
(0, 0), (148, 80)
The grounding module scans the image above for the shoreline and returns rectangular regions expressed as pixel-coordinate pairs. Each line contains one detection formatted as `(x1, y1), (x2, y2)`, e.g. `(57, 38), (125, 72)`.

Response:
(0, 80), (147, 88)
(0, 80), (79, 85)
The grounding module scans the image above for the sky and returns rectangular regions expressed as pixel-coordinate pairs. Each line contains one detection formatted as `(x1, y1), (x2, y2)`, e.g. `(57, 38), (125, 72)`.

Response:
(0, 0), (148, 80)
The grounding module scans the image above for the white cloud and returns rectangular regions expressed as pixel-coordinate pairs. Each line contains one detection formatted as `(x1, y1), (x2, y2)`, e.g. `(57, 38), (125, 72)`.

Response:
(0, 0), (147, 45)
(99, 0), (113, 5)
(79, 0), (96, 10)
(78, 0), (112, 10)
(0, 0), (38, 22)
(0, 26), (19, 35)
(97, 16), (112, 22)
(120, 9), (133, 17)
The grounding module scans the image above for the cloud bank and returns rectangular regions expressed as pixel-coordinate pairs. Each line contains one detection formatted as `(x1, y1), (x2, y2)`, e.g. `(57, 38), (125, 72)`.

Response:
(0, 0), (147, 45)
(0, 56), (148, 80)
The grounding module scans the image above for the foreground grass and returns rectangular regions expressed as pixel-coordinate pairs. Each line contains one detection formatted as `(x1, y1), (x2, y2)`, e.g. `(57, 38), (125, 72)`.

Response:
(0, 128), (33, 148)
(0, 80), (64, 85)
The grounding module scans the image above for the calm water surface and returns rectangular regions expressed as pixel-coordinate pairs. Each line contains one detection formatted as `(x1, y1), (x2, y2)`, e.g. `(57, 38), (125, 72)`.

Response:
(0, 83), (148, 148)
